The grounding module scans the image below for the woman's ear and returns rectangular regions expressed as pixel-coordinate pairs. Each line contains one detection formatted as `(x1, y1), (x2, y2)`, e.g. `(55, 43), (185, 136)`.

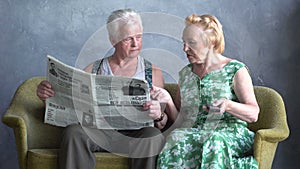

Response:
(207, 45), (215, 53)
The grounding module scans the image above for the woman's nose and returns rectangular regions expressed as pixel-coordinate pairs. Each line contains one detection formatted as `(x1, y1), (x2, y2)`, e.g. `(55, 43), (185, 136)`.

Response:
(183, 43), (189, 52)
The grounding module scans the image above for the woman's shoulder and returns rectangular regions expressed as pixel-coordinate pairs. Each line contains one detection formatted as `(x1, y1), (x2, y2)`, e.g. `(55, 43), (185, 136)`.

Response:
(222, 59), (248, 76)
(225, 59), (246, 70)
(178, 64), (194, 82)
(180, 64), (192, 72)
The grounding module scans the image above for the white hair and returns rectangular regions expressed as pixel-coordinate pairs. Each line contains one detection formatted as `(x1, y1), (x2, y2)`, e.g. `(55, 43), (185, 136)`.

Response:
(106, 9), (143, 43)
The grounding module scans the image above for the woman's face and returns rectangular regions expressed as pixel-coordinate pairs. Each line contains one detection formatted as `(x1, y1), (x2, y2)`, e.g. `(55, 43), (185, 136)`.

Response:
(182, 25), (210, 64)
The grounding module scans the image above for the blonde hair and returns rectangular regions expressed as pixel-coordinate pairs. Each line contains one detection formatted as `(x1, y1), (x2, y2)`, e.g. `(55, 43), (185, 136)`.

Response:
(185, 14), (225, 53)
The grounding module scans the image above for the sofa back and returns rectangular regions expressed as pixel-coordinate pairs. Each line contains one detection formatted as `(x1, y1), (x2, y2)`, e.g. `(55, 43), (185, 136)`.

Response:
(7, 77), (287, 150)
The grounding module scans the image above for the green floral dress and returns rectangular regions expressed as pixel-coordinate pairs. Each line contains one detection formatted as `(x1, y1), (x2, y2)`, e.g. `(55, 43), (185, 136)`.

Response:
(157, 60), (258, 169)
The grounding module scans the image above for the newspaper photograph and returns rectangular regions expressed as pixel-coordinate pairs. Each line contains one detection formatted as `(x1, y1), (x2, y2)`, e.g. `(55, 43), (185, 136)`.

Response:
(45, 55), (154, 130)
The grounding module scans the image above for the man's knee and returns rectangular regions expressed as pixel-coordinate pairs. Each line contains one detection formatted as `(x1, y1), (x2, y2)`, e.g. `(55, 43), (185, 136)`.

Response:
(137, 127), (162, 138)
(61, 124), (86, 143)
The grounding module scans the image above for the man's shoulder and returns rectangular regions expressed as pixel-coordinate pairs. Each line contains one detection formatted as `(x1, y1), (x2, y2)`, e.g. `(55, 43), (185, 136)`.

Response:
(86, 57), (109, 74)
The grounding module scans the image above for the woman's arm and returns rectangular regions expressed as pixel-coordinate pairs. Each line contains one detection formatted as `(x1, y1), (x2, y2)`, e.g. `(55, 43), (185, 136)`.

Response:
(149, 85), (179, 129)
(213, 67), (259, 123)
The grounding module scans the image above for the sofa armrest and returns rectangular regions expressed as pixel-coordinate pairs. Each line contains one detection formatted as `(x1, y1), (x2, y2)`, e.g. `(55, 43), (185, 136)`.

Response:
(2, 77), (50, 169)
(253, 127), (289, 169)
(255, 126), (289, 143)
(3, 110), (27, 129)
(250, 86), (290, 142)
(2, 87), (35, 169)
(3, 113), (28, 169)
(251, 86), (290, 169)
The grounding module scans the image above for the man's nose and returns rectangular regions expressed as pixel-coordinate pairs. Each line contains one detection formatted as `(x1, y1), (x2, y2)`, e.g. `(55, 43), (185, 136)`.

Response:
(131, 38), (138, 46)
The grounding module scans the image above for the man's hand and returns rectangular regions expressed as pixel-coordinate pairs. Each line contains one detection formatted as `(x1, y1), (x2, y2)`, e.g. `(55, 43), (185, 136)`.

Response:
(36, 80), (55, 101)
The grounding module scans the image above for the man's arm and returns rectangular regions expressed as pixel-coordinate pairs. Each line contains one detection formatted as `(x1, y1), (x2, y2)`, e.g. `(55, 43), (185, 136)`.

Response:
(83, 63), (94, 73)
(152, 65), (164, 88)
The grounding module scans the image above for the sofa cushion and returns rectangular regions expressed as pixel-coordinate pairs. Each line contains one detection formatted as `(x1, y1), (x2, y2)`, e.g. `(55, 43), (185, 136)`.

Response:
(27, 149), (129, 169)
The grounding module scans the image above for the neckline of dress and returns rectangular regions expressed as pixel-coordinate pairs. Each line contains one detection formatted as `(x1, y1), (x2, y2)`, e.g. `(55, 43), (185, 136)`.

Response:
(190, 59), (236, 80)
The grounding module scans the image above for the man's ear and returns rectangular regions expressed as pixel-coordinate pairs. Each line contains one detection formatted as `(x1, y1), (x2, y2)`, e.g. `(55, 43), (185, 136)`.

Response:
(109, 36), (116, 46)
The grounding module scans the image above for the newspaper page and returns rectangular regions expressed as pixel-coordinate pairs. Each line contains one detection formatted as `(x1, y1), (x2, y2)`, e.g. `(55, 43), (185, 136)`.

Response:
(45, 55), (154, 129)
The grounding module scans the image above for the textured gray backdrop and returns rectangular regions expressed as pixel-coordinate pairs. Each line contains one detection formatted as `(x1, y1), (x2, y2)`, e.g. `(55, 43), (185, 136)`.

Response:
(1, 0), (299, 169)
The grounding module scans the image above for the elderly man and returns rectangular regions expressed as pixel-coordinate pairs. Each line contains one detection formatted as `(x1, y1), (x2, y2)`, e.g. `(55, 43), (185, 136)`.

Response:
(37, 9), (169, 169)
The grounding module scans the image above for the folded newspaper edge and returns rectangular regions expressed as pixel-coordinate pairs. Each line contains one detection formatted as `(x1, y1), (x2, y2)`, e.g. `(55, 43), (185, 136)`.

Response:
(44, 55), (154, 129)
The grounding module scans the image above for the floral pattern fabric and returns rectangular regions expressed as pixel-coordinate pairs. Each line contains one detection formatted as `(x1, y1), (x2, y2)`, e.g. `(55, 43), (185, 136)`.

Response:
(157, 60), (258, 169)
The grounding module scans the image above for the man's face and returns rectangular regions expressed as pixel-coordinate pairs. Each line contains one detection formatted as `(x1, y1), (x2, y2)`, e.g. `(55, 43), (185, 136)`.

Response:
(113, 24), (143, 58)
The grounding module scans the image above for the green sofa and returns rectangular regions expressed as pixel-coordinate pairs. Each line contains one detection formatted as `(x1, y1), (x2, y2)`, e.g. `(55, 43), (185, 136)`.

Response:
(2, 77), (289, 169)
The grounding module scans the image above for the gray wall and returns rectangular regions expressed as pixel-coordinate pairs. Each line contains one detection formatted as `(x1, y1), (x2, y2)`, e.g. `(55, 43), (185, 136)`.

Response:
(1, 0), (299, 168)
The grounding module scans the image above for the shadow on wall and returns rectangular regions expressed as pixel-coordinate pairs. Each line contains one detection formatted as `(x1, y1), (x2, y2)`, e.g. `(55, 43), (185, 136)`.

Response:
(272, 6), (300, 169)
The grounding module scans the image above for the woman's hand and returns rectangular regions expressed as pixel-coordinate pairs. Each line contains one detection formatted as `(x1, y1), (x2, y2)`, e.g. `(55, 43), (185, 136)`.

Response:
(212, 98), (228, 114)
(36, 80), (55, 101)
(143, 100), (163, 120)
(202, 98), (228, 114)
(144, 85), (172, 129)
(150, 85), (172, 104)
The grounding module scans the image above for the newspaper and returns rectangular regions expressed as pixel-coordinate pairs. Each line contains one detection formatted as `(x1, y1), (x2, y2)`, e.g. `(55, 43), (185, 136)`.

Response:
(45, 55), (154, 130)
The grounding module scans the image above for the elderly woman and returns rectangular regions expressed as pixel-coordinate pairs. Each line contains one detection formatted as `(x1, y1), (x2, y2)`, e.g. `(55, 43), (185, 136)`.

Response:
(156, 14), (260, 168)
